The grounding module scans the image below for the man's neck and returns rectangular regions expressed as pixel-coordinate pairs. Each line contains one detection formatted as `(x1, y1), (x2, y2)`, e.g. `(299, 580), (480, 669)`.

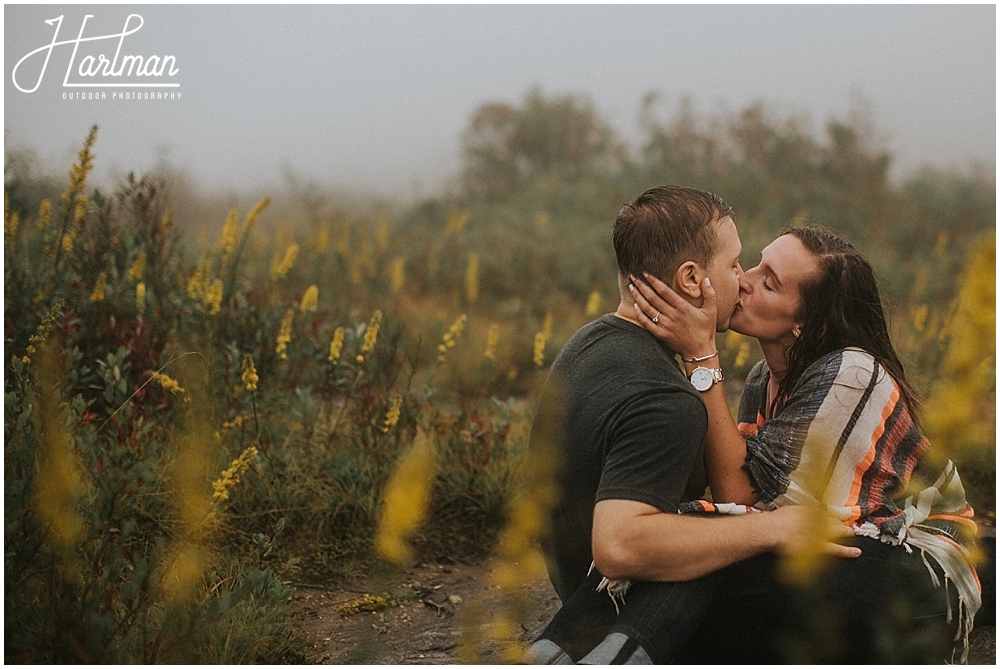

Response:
(614, 300), (641, 326)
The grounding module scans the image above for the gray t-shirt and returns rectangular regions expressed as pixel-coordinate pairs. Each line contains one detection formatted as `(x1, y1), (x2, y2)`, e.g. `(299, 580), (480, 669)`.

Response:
(533, 313), (709, 601)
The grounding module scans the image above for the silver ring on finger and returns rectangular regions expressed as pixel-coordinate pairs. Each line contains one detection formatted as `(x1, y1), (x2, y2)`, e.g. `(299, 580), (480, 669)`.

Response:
(652, 311), (659, 324)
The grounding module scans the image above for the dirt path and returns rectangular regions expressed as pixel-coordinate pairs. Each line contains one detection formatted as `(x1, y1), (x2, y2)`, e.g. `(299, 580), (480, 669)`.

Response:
(287, 557), (561, 664)
(287, 556), (995, 664)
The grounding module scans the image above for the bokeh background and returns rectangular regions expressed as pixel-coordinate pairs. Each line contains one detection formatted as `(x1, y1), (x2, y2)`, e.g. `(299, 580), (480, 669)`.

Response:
(4, 4), (995, 663)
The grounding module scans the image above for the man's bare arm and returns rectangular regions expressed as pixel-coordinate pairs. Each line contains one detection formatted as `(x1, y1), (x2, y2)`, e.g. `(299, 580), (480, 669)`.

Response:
(592, 499), (860, 582)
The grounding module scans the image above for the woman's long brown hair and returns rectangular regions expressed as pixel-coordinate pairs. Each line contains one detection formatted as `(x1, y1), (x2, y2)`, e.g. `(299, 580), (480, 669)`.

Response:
(774, 226), (920, 420)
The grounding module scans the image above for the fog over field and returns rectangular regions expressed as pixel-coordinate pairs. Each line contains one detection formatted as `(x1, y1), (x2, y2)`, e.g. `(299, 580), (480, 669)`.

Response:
(5, 4), (996, 197)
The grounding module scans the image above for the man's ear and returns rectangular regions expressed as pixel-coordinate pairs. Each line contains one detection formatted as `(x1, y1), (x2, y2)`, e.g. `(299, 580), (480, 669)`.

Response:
(674, 261), (704, 299)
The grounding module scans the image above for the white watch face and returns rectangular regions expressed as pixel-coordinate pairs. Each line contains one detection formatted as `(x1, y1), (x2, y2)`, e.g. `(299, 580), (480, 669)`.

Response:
(690, 367), (714, 392)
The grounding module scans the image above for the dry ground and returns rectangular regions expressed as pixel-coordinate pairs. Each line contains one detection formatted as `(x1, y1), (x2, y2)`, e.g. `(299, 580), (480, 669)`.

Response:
(287, 554), (994, 665)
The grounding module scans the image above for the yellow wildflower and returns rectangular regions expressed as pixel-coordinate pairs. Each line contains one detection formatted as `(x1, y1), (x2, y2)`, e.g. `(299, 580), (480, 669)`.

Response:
(203, 279), (223, 315)
(129, 251), (146, 282)
(242, 197), (271, 241)
(465, 252), (479, 303)
(484, 323), (500, 361)
(36, 199), (52, 231)
(34, 342), (85, 550)
(187, 254), (210, 300)
(437, 314), (467, 363)
(533, 313), (554, 367)
(382, 395), (403, 433)
(73, 195), (87, 221)
(912, 304), (928, 333)
(376, 217), (390, 253)
(21, 301), (63, 365)
(218, 208), (238, 258)
(270, 242), (299, 280)
(135, 282), (146, 315)
(300, 284), (319, 312)
(585, 291), (601, 317)
(533, 331), (548, 367)
(314, 226), (330, 255)
(445, 208), (469, 236)
(63, 125), (97, 205)
(535, 211), (550, 229)
(149, 370), (185, 395)
(328, 326), (345, 364)
(241, 353), (258, 392)
(90, 273), (107, 303)
(390, 257), (405, 293)
(61, 233), (73, 254)
(211, 446), (258, 503)
(4, 203), (18, 238)
(357, 310), (383, 363)
(375, 430), (436, 565)
(335, 225), (351, 257)
(276, 308), (294, 360)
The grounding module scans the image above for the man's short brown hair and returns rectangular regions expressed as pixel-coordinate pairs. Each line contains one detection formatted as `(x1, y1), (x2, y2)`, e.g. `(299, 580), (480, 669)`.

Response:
(612, 185), (733, 282)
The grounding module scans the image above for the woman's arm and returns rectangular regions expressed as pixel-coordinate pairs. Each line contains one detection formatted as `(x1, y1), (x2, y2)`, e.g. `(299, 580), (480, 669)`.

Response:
(629, 274), (758, 505)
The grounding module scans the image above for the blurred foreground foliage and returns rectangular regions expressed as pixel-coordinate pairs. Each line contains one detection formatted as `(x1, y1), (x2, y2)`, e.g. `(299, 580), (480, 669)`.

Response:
(4, 91), (994, 662)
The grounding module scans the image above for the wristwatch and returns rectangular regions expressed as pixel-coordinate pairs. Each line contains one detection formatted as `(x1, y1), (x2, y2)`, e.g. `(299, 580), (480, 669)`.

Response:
(689, 366), (724, 392)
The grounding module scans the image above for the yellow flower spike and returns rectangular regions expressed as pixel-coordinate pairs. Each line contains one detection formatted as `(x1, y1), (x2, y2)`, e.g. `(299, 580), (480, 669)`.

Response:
(241, 354), (258, 392)
(360, 310), (383, 358)
(203, 279), (223, 315)
(465, 252), (479, 303)
(73, 195), (87, 221)
(149, 370), (185, 396)
(335, 225), (351, 257)
(187, 253), (211, 301)
(218, 208), (238, 258)
(314, 226), (330, 255)
(300, 284), (319, 312)
(36, 199), (52, 231)
(382, 395), (403, 433)
(135, 282), (146, 315)
(328, 326), (345, 364)
(437, 314), (467, 363)
(375, 430), (436, 565)
(34, 342), (86, 554)
(484, 323), (500, 361)
(585, 291), (601, 317)
(128, 251), (146, 282)
(270, 242), (299, 281)
(63, 125), (97, 205)
(444, 208), (469, 236)
(4, 210), (18, 239)
(533, 331), (548, 367)
(211, 446), (258, 503)
(242, 197), (271, 241)
(61, 233), (73, 253)
(21, 301), (63, 366)
(275, 309), (294, 360)
(541, 312), (553, 340)
(390, 257), (405, 293)
(90, 273), (107, 303)
(376, 217), (390, 253)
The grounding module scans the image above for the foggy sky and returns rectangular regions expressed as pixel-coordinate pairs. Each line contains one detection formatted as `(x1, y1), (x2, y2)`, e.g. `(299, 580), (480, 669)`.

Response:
(5, 4), (996, 197)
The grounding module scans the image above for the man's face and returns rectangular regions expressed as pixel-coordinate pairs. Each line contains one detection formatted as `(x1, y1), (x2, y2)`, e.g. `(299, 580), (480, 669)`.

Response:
(703, 216), (743, 331)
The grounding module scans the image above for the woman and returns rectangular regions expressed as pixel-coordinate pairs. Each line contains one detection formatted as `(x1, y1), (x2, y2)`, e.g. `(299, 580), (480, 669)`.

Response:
(528, 226), (987, 664)
(629, 225), (984, 662)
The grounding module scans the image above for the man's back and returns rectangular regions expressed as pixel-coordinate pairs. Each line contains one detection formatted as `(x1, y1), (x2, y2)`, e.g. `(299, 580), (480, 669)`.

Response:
(533, 313), (709, 601)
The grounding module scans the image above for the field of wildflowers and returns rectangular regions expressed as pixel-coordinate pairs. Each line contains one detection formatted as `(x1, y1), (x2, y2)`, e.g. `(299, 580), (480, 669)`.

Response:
(4, 94), (994, 662)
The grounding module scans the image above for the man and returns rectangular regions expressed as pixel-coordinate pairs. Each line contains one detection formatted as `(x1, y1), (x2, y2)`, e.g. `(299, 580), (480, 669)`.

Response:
(525, 186), (856, 664)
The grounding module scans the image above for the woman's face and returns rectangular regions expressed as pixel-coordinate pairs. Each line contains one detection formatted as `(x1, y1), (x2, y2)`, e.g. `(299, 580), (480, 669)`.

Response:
(729, 233), (820, 347)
